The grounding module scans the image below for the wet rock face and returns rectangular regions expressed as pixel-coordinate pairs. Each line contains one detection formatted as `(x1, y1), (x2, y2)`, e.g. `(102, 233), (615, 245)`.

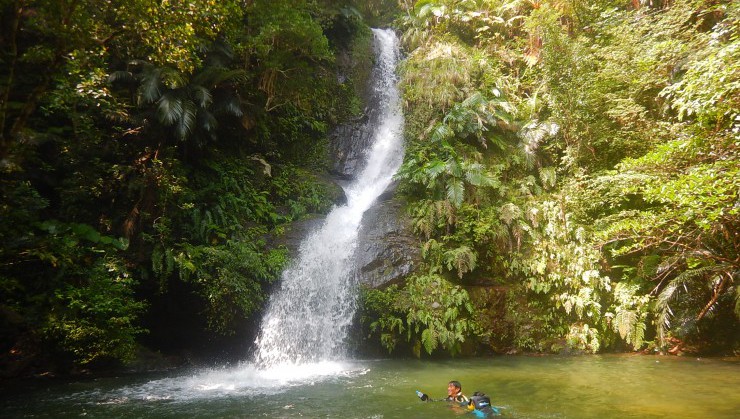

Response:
(273, 216), (326, 255)
(328, 77), (383, 180)
(328, 116), (374, 180)
(355, 185), (421, 289)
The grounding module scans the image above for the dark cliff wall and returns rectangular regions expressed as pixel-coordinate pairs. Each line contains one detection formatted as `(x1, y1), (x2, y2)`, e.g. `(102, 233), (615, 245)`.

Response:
(355, 182), (421, 289)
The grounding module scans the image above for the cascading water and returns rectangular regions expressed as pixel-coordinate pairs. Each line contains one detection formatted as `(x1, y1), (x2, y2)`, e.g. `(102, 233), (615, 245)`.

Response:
(253, 28), (404, 368)
(68, 30), (403, 402)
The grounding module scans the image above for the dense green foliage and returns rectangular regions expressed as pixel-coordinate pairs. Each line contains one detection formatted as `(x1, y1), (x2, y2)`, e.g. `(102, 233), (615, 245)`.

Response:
(1, 0), (737, 374)
(362, 0), (738, 356)
(362, 273), (480, 356)
(0, 0), (373, 373)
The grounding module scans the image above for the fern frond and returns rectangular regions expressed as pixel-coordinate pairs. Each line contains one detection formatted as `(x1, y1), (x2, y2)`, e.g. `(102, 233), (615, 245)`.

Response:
(434, 199), (455, 226)
(655, 265), (717, 344)
(421, 327), (438, 354)
(614, 309), (645, 348)
(423, 159), (447, 181)
(463, 162), (486, 186)
(499, 202), (522, 225)
(446, 158), (462, 178)
(421, 239), (440, 260)
(539, 166), (557, 189)
(461, 91), (487, 110)
(430, 123), (453, 143)
(443, 245), (477, 278)
(446, 179), (464, 207)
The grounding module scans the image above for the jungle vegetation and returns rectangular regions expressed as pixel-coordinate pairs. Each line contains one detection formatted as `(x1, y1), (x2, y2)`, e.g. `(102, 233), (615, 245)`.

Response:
(362, 0), (738, 357)
(0, 0), (737, 377)
(0, 0), (379, 375)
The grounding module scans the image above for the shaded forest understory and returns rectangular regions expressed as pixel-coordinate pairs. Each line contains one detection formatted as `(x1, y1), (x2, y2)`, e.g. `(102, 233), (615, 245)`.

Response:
(1, 0), (738, 378)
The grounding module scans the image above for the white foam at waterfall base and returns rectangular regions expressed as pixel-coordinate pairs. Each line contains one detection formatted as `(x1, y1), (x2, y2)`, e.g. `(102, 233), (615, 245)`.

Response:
(108, 361), (368, 401)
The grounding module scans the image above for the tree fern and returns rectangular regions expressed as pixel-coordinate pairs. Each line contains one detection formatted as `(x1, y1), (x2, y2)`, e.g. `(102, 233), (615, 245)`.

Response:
(654, 265), (717, 345)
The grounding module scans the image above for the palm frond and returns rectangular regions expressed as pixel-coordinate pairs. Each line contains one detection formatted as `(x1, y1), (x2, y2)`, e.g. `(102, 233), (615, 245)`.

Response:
(223, 95), (243, 117)
(211, 68), (248, 85)
(191, 85), (213, 108)
(176, 100), (197, 141)
(108, 70), (134, 84)
(198, 109), (218, 133)
(157, 92), (184, 125)
(138, 67), (163, 104)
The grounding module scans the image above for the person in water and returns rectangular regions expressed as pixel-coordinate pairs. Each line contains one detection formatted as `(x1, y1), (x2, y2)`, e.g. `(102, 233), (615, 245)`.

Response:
(417, 380), (470, 405)
(418, 382), (500, 416)
(446, 380), (470, 405)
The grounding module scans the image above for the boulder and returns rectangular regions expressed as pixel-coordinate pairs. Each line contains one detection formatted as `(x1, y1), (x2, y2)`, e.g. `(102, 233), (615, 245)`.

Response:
(355, 184), (421, 289)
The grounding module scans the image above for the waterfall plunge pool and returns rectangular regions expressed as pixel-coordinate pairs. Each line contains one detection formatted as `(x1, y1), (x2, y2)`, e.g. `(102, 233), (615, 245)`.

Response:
(3, 355), (738, 418)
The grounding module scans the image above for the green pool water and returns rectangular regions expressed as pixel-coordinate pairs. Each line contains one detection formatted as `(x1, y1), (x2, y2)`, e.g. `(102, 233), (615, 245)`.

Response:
(2, 355), (738, 418)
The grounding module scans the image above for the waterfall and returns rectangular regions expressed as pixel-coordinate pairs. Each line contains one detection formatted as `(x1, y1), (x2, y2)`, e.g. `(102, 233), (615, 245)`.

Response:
(253, 28), (403, 368)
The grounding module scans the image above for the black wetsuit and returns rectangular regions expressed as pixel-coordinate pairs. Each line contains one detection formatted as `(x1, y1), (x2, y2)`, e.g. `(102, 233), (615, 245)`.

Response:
(446, 392), (470, 406)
